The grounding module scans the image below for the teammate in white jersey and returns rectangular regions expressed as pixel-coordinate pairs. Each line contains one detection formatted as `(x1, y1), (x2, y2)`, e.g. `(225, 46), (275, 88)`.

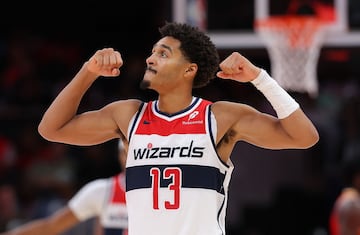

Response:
(0, 139), (128, 235)
(37, 22), (319, 234)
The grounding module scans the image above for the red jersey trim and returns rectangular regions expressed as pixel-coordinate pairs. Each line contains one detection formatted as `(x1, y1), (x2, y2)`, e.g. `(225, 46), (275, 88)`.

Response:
(135, 98), (212, 136)
(110, 173), (126, 203)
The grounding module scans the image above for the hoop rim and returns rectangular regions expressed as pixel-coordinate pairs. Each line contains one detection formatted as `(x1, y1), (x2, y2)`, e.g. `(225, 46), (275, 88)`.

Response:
(254, 15), (332, 48)
(254, 15), (328, 29)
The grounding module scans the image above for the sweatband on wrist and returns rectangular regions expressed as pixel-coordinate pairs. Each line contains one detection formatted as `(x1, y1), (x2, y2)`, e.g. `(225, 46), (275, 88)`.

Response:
(251, 69), (300, 119)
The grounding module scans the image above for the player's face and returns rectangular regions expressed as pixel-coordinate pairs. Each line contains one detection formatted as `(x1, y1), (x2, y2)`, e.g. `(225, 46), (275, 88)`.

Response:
(142, 36), (192, 93)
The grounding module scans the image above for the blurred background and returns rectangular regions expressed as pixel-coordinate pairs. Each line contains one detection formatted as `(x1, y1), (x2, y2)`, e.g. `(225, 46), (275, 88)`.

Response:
(0, 0), (360, 234)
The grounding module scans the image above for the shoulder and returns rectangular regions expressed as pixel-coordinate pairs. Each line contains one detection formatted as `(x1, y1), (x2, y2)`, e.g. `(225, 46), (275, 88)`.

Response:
(72, 178), (110, 199)
(104, 99), (143, 112)
(211, 100), (252, 110)
(68, 178), (110, 206)
(210, 100), (263, 145)
(99, 98), (144, 120)
(68, 178), (113, 220)
(102, 99), (144, 134)
(211, 100), (259, 120)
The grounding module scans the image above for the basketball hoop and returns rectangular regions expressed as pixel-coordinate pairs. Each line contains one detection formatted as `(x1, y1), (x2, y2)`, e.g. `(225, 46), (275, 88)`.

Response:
(255, 15), (331, 97)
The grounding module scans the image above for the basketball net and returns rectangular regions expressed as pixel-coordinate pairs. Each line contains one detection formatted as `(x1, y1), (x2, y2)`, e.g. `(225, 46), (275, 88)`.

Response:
(255, 15), (332, 97)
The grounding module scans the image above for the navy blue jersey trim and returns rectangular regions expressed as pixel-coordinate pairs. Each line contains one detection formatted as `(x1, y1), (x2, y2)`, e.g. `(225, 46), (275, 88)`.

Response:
(128, 102), (145, 142)
(154, 97), (200, 117)
(126, 164), (226, 195)
(104, 228), (125, 235)
(217, 196), (226, 235)
(208, 104), (231, 168)
(208, 104), (216, 148)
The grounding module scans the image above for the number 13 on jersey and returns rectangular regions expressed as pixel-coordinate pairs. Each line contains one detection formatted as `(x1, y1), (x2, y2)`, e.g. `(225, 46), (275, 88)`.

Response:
(150, 167), (182, 210)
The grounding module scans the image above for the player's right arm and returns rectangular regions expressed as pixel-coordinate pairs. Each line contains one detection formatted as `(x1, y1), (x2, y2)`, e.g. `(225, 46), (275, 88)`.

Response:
(0, 207), (79, 235)
(38, 48), (140, 145)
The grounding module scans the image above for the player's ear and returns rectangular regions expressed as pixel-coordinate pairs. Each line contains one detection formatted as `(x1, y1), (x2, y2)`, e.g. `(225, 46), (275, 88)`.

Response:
(184, 63), (197, 77)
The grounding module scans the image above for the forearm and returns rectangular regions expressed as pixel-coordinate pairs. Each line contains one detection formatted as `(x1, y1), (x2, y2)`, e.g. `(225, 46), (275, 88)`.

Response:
(1, 220), (60, 235)
(1, 207), (81, 235)
(251, 69), (299, 119)
(251, 69), (319, 147)
(38, 62), (98, 140)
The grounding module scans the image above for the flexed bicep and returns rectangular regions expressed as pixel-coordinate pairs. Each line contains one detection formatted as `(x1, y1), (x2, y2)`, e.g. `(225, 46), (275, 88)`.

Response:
(39, 99), (141, 146)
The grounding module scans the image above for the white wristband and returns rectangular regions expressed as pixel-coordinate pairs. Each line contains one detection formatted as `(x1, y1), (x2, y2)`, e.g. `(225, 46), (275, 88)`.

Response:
(251, 69), (299, 119)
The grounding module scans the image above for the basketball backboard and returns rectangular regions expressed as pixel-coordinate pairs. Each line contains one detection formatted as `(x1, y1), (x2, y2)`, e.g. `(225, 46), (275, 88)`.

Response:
(255, 0), (347, 32)
(172, 0), (360, 48)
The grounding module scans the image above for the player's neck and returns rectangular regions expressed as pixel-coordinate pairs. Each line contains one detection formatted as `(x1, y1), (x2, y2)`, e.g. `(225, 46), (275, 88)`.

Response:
(157, 93), (194, 115)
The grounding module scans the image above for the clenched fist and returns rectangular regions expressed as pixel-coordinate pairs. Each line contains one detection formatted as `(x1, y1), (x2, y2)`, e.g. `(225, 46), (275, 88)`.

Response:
(87, 48), (123, 77)
(217, 52), (261, 83)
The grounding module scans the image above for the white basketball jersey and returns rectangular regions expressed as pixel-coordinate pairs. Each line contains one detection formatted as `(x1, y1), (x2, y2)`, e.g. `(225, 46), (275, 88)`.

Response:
(69, 173), (128, 235)
(126, 97), (234, 235)
(101, 173), (128, 235)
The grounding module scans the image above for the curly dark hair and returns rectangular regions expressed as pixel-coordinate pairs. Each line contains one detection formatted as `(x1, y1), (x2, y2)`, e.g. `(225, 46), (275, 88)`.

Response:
(159, 22), (219, 88)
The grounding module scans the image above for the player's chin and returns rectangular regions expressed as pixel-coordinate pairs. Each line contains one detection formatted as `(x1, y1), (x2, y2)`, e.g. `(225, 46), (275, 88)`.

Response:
(139, 79), (151, 90)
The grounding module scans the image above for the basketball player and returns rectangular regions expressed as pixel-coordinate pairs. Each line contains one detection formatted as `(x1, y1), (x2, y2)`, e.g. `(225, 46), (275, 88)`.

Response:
(0, 139), (128, 235)
(37, 22), (319, 234)
(329, 156), (360, 235)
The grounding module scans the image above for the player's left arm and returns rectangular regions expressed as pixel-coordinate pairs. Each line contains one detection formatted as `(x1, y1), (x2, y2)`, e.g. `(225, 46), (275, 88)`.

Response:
(215, 52), (319, 151)
(213, 101), (318, 150)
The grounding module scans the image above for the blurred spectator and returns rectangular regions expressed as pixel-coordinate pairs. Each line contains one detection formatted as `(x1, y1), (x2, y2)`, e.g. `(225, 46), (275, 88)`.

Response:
(0, 139), (128, 235)
(0, 136), (17, 184)
(0, 185), (18, 232)
(329, 156), (360, 235)
(338, 82), (360, 163)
